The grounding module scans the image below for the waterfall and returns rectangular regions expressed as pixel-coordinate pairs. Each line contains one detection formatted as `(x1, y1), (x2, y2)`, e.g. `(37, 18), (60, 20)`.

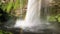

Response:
(14, 0), (52, 32)
(24, 0), (41, 27)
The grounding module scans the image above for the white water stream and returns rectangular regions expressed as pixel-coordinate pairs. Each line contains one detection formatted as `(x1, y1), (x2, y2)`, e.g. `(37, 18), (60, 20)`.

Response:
(14, 0), (53, 32)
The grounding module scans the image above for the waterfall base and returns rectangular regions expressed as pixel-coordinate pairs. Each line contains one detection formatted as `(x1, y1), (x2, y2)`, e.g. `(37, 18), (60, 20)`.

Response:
(14, 19), (57, 33)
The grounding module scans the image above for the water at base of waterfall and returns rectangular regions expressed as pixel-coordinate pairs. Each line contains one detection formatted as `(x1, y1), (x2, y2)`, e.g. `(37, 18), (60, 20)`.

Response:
(14, 19), (54, 33)
(14, 20), (60, 34)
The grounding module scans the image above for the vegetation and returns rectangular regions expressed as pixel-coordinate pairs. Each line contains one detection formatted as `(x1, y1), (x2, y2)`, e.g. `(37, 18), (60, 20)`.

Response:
(0, 0), (27, 16)
(0, 30), (13, 34)
(0, 0), (27, 34)
(48, 0), (60, 23)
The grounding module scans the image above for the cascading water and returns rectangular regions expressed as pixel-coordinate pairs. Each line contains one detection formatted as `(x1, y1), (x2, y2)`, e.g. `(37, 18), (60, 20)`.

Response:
(14, 0), (55, 33)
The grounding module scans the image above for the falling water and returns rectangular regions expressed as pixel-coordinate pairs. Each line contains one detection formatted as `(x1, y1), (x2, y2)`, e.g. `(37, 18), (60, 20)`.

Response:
(14, 0), (54, 33)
